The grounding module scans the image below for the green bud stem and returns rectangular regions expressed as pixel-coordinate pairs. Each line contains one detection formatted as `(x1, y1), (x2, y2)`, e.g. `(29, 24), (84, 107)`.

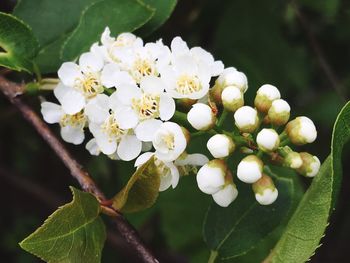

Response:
(217, 109), (228, 128)
(280, 137), (291, 147)
(172, 110), (190, 128)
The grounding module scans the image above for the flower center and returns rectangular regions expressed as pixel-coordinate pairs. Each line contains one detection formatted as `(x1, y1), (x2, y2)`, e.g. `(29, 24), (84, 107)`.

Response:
(74, 72), (103, 99)
(101, 115), (125, 141)
(60, 111), (86, 129)
(132, 93), (160, 120)
(176, 75), (201, 95)
(132, 58), (156, 82)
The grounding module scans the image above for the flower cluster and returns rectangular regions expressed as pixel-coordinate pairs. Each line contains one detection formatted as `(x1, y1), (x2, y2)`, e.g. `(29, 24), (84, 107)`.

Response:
(41, 27), (320, 207)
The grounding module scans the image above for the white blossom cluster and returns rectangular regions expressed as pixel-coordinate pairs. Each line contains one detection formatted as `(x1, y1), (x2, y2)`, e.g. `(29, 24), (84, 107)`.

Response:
(41, 27), (320, 208)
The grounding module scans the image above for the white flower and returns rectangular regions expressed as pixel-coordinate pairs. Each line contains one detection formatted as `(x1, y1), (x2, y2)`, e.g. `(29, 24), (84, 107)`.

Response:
(221, 86), (244, 112)
(135, 152), (179, 191)
(212, 183), (238, 207)
(254, 84), (281, 113)
(234, 106), (259, 133)
(57, 52), (105, 114)
(85, 94), (142, 161)
(256, 128), (280, 152)
(153, 122), (187, 162)
(215, 67), (248, 93)
(237, 155), (263, 183)
(285, 116), (317, 145)
(86, 138), (101, 156)
(174, 152), (209, 175)
(196, 159), (227, 194)
(113, 76), (175, 141)
(187, 103), (216, 131)
(268, 99), (290, 126)
(252, 174), (278, 205)
(296, 152), (320, 177)
(160, 54), (211, 100)
(100, 63), (135, 88)
(207, 134), (235, 158)
(41, 101), (86, 145)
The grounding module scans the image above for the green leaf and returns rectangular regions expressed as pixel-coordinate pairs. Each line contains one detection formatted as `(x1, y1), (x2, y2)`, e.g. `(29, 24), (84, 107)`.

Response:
(136, 0), (177, 36)
(266, 101), (350, 262)
(203, 168), (297, 260)
(13, 0), (99, 73)
(19, 187), (106, 263)
(61, 0), (154, 61)
(112, 156), (160, 213)
(0, 12), (39, 72)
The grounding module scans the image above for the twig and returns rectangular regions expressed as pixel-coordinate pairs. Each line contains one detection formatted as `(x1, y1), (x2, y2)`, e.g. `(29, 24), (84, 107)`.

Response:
(0, 74), (159, 263)
(292, 2), (347, 101)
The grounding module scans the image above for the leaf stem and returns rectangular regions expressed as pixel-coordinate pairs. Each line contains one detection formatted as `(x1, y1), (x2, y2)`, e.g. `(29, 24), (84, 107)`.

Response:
(208, 250), (218, 263)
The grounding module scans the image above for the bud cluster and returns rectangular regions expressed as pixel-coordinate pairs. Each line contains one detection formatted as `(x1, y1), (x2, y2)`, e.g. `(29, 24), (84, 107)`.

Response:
(41, 27), (320, 208)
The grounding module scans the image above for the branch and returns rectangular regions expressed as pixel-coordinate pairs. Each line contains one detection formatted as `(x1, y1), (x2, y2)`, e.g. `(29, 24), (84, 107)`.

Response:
(292, 2), (347, 101)
(0, 74), (159, 263)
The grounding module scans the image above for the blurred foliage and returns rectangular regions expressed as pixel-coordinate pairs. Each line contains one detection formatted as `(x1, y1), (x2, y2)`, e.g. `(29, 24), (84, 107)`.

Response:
(1, 0), (350, 262)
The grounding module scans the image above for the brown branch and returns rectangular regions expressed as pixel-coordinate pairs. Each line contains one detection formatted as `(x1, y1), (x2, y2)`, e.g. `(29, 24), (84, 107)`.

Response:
(0, 74), (159, 263)
(292, 2), (347, 101)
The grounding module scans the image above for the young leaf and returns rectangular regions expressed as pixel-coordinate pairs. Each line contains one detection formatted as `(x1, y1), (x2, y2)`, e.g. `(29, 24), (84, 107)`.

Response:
(203, 168), (297, 260)
(61, 0), (154, 61)
(136, 0), (177, 36)
(112, 156), (160, 213)
(19, 187), (106, 263)
(0, 12), (39, 72)
(265, 101), (350, 262)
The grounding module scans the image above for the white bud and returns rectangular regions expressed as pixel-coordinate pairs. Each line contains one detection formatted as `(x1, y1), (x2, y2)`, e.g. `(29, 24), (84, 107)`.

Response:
(254, 84), (281, 113)
(196, 159), (227, 194)
(256, 128), (280, 152)
(234, 106), (259, 133)
(284, 151), (303, 169)
(216, 67), (248, 93)
(221, 86), (244, 112)
(285, 116), (317, 145)
(212, 183), (238, 207)
(296, 152), (320, 177)
(237, 155), (263, 183)
(252, 174), (278, 205)
(207, 134), (235, 158)
(187, 103), (216, 131)
(268, 99), (290, 126)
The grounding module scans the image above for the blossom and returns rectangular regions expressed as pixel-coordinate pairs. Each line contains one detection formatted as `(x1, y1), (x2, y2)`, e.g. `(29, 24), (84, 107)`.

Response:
(152, 122), (187, 162)
(212, 183), (238, 207)
(267, 99), (290, 126)
(85, 94), (142, 161)
(252, 174), (278, 205)
(296, 152), (321, 177)
(207, 134), (235, 158)
(256, 128), (280, 152)
(234, 106), (259, 133)
(285, 116), (317, 145)
(221, 86), (244, 112)
(113, 76), (175, 141)
(196, 159), (227, 194)
(254, 84), (281, 113)
(57, 52), (105, 114)
(237, 155), (264, 183)
(41, 101), (86, 145)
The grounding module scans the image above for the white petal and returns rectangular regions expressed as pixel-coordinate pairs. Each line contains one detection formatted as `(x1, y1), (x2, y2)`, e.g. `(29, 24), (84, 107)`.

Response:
(135, 152), (154, 167)
(167, 162), (180, 189)
(60, 126), (84, 145)
(159, 94), (175, 121)
(135, 119), (162, 142)
(114, 107), (139, 129)
(140, 76), (165, 94)
(171, 36), (189, 56)
(101, 27), (114, 46)
(89, 123), (117, 155)
(101, 63), (120, 88)
(115, 84), (141, 105)
(53, 82), (70, 102)
(58, 62), (82, 87)
(60, 90), (85, 115)
(211, 60), (224, 76)
(79, 52), (104, 73)
(86, 138), (100, 156)
(176, 153), (209, 166)
(85, 94), (109, 123)
(117, 135), (142, 161)
(159, 170), (172, 192)
(41, 102), (62, 124)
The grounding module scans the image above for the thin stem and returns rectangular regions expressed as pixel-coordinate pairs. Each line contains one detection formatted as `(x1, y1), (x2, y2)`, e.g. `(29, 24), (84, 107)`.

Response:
(33, 63), (42, 83)
(217, 109), (228, 128)
(208, 250), (218, 263)
(0, 74), (158, 263)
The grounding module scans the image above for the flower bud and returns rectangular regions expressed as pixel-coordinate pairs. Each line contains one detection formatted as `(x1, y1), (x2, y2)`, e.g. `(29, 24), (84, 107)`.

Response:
(187, 103), (216, 131)
(212, 183), (238, 207)
(268, 99), (290, 126)
(207, 134), (235, 158)
(221, 86), (244, 112)
(196, 159), (227, 194)
(285, 116), (317, 145)
(256, 128), (280, 152)
(216, 67), (248, 92)
(296, 152), (320, 177)
(254, 84), (281, 113)
(284, 151), (303, 169)
(252, 174), (278, 205)
(237, 155), (263, 183)
(234, 106), (259, 133)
